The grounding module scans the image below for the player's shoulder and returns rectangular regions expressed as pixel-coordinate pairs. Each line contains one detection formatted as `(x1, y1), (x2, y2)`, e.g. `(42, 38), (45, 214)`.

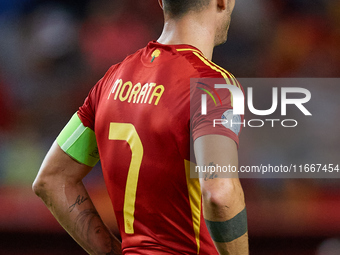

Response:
(102, 44), (145, 76)
(176, 47), (239, 86)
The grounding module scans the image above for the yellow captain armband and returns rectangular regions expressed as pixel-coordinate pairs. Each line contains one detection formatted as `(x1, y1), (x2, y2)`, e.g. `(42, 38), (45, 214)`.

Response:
(56, 113), (100, 167)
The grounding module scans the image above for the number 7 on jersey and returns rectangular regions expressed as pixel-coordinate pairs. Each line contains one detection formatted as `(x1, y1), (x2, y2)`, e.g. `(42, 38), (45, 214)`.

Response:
(109, 123), (144, 234)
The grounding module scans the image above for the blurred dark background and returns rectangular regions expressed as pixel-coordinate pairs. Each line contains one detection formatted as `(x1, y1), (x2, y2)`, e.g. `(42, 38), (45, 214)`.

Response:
(0, 0), (340, 254)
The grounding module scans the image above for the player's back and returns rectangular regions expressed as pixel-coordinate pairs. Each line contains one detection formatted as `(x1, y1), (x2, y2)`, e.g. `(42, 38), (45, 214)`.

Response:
(78, 41), (225, 254)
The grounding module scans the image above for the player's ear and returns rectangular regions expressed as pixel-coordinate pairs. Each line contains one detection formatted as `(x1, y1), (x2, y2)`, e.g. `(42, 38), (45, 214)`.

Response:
(216, 0), (227, 10)
(158, 0), (164, 10)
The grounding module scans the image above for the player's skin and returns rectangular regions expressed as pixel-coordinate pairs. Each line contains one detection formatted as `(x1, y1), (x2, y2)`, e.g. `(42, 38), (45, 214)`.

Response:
(33, 141), (122, 255)
(33, 0), (248, 254)
(194, 135), (248, 255)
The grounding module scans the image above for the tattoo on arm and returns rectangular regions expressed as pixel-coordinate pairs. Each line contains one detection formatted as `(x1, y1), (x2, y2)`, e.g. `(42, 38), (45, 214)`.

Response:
(204, 162), (218, 181)
(69, 195), (89, 212)
(75, 209), (118, 254)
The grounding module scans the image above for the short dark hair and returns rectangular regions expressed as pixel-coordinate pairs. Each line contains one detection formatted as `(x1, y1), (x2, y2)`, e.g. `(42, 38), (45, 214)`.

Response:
(162, 0), (211, 17)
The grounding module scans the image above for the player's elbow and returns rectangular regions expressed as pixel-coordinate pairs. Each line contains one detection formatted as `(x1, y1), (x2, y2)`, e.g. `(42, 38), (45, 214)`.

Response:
(32, 175), (49, 198)
(201, 179), (245, 211)
(32, 167), (57, 199)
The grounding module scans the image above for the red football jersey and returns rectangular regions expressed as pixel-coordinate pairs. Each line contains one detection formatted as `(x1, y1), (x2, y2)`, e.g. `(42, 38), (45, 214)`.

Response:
(78, 41), (244, 255)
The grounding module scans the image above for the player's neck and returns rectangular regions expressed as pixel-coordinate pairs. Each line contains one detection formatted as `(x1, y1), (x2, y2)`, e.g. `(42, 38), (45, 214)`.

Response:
(157, 15), (216, 60)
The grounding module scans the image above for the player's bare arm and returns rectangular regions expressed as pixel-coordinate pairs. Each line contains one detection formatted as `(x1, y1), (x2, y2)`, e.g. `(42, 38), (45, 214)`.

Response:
(194, 135), (248, 255)
(32, 141), (122, 255)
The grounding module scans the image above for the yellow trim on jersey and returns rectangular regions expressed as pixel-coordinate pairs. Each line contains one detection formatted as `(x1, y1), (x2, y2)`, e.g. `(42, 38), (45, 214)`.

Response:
(177, 47), (241, 109)
(177, 48), (240, 87)
(205, 57), (241, 90)
(176, 48), (203, 55)
(192, 51), (238, 107)
(185, 160), (201, 255)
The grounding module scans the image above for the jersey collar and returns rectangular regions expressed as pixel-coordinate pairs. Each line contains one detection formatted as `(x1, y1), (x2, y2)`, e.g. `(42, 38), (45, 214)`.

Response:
(147, 41), (204, 56)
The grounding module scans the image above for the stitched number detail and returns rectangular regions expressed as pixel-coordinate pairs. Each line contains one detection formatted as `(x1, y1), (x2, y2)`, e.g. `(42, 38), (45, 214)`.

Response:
(109, 123), (144, 234)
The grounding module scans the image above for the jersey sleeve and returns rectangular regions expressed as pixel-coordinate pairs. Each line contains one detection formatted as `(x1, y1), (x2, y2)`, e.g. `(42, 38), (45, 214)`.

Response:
(191, 79), (244, 148)
(77, 64), (120, 130)
(77, 80), (101, 130)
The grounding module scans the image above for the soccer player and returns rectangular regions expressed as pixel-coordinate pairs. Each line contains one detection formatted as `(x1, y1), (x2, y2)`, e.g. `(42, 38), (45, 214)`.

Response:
(33, 0), (248, 254)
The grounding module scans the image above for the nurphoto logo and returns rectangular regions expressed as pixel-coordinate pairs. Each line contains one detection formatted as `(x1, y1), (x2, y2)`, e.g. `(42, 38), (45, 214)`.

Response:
(198, 80), (312, 128)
